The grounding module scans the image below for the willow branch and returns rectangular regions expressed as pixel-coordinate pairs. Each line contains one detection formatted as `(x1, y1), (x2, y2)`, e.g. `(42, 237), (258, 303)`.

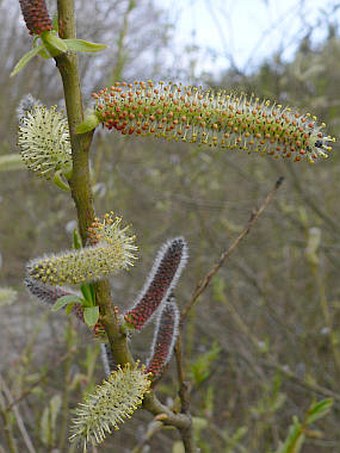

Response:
(55, 0), (132, 362)
(55, 2), (194, 450)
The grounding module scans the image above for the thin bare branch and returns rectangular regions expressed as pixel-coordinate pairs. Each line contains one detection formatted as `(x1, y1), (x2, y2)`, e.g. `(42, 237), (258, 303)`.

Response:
(182, 176), (284, 320)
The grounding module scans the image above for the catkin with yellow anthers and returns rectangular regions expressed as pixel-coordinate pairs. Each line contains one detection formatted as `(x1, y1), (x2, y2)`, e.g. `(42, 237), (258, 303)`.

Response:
(69, 364), (151, 450)
(26, 214), (137, 286)
(18, 105), (72, 179)
(87, 211), (131, 246)
(92, 80), (335, 164)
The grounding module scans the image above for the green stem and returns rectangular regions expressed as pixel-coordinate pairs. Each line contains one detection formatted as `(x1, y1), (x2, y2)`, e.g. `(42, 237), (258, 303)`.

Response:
(56, 0), (94, 242)
(55, 2), (194, 450)
(55, 0), (127, 356)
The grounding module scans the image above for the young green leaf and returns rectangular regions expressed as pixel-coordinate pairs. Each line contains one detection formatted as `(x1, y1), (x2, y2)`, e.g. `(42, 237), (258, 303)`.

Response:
(38, 46), (53, 59)
(84, 306), (100, 327)
(276, 419), (304, 453)
(81, 283), (95, 306)
(73, 229), (82, 250)
(10, 45), (44, 77)
(305, 398), (333, 425)
(41, 31), (68, 56)
(52, 295), (83, 312)
(64, 39), (107, 53)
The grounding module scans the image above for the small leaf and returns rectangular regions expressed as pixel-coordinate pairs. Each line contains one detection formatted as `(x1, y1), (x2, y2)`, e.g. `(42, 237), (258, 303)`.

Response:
(73, 229), (82, 250)
(89, 284), (95, 304)
(38, 46), (53, 59)
(81, 283), (95, 306)
(84, 306), (100, 327)
(64, 38), (107, 53)
(306, 398), (333, 425)
(41, 31), (68, 56)
(276, 420), (303, 453)
(52, 295), (83, 312)
(10, 45), (44, 77)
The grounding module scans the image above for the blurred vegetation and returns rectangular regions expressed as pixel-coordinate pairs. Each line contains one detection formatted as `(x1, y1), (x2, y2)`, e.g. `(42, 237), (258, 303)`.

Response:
(0, 0), (339, 452)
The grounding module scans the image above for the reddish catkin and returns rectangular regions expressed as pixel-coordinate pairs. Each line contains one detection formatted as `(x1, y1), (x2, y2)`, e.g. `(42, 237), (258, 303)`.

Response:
(92, 80), (335, 164)
(146, 297), (180, 378)
(19, 0), (53, 36)
(124, 237), (188, 330)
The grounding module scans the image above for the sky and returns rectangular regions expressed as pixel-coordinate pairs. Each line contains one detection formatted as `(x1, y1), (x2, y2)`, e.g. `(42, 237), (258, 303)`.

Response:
(156, 0), (340, 75)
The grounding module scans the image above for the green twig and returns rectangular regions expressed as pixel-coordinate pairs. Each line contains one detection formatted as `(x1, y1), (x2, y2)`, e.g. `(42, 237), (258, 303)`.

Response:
(55, 1), (195, 450)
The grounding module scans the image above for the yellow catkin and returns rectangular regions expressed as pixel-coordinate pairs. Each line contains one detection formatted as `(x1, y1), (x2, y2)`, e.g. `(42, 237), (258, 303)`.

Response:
(26, 213), (137, 286)
(69, 364), (151, 450)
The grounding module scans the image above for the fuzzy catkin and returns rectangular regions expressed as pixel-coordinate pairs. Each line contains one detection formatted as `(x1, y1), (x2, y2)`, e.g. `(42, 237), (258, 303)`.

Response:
(124, 237), (188, 330)
(19, 0), (52, 35)
(18, 105), (72, 179)
(69, 364), (151, 449)
(26, 214), (137, 286)
(92, 80), (334, 164)
(146, 297), (180, 378)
